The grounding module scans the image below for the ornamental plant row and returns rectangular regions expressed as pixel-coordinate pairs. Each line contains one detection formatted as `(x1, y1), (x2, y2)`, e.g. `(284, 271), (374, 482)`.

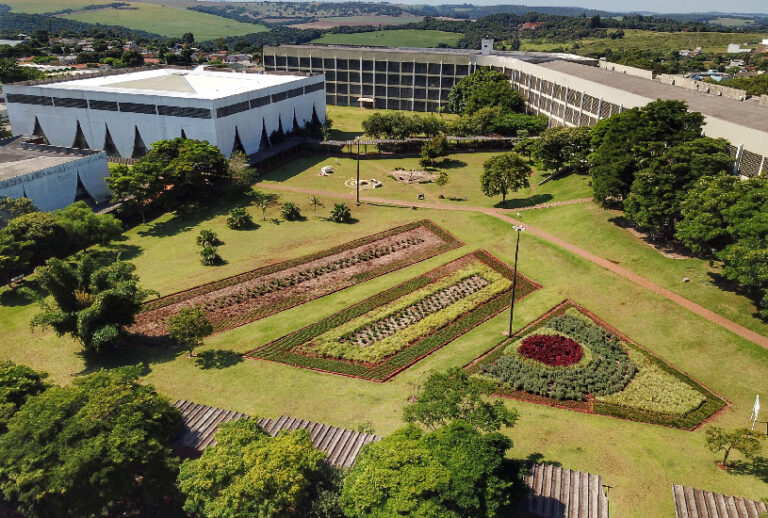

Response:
(244, 250), (541, 381)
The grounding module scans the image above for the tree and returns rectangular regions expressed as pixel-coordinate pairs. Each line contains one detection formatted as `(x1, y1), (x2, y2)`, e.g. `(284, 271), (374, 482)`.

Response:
(227, 207), (253, 229)
(623, 138), (732, 239)
(0, 367), (181, 518)
(120, 50), (144, 67)
(0, 58), (43, 84)
(228, 151), (257, 187)
(404, 368), (517, 432)
(589, 100), (705, 204)
(196, 228), (221, 247)
(252, 190), (280, 221)
(181, 32), (195, 44)
(419, 133), (449, 168)
(480, 152), (532, 204)
(0, 361), (48, 431)
(0, 196), (37, 228)
(448, 69), (524, 116)
(106, 163), (161, 222)
(309, 196), (324, 217)
(330, 203), (351, 223)
(30, 255), (155, 353)
(435, 171), (449, 197)
(705, 427), (764, 467)
(532, 126), (592, 173)
(676, 173), (743, 255)
(340, 421), (519, 518)
(281, 201), (302, 220)
(52, 201), (122, 252)
(178, 419), (326, 518)
(167, 306), (213, 357)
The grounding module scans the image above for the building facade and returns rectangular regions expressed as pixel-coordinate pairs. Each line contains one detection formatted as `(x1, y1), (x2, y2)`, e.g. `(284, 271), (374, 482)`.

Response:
(4, 67), (326, 159)
(264, 43), (768, 176)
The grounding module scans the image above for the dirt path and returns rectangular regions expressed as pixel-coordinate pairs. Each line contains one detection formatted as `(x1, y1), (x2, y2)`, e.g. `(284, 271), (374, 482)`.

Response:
(256, 183), (768, 350)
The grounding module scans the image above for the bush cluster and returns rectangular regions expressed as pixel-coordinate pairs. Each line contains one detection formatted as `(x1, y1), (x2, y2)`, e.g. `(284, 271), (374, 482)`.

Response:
(518, 334), (583, 367)
(480, 313), (637, 401)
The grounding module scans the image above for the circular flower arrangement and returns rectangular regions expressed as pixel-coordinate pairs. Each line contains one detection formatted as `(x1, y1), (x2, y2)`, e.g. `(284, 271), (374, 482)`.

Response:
(518, 334), (583, 367)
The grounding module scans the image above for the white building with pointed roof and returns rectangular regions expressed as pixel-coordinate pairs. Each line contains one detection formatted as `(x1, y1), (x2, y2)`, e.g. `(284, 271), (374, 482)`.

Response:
(4, 67), (326, 158)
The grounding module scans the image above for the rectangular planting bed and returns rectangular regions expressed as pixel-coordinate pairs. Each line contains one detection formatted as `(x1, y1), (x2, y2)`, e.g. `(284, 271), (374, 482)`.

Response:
(129, 220), (463, 337)
(466, 301), (728, 429)
(244, 250), (541, 381)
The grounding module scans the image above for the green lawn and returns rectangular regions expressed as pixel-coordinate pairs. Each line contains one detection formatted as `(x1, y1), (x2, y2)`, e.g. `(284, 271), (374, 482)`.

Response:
(514, 28), (768, 55)
(260, 151), (591, 209)
(310, 29), (463, 48)
(1, 187), (766, 518)
(62, 3), (268, 40)
(519, 202), (768, 338)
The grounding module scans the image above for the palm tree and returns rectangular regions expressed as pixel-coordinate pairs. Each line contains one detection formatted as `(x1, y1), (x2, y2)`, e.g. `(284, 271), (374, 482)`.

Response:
(309, 196), (324, 217)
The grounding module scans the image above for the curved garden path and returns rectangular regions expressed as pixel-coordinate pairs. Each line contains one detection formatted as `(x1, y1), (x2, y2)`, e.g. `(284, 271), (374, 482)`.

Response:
(256, 182), (768, 350)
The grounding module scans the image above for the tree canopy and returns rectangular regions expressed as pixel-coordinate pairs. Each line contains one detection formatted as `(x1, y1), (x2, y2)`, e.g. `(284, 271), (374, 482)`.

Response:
(589, 100), (705, 203)
(31, 254), (156, 353)
(0, 366), (181, 518)
(533, 126), (592, 173)
(178, 419), (327, 518)
(404, 368), (518, 432)
(167, 306), (214, 356)
(0, 361), (48, 431)
(480, 152), (532, 204)
(447, 69), (525, 116)
(340, 421), (519, 518)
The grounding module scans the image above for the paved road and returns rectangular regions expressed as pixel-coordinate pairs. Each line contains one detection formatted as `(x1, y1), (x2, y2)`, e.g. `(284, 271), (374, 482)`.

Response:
(257, 182), (768, 350)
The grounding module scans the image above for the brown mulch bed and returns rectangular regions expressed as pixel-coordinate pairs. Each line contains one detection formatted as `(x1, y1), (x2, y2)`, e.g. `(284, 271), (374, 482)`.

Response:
(129, 220), (462, 337)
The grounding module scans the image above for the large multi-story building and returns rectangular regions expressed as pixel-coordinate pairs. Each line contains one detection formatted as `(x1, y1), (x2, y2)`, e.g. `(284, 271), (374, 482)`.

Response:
(264, 41), (768, 176)
(4, 67), (326, 159)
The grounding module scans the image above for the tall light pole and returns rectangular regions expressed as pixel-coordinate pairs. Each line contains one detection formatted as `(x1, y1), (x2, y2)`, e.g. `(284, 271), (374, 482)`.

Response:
(356, 136), (361, 206)
(507, 225), (526, 337)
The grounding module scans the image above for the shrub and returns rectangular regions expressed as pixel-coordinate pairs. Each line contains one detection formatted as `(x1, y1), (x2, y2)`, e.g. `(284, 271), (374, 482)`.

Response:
(329, 203), (351, 223)
(196, 229), (221, 247)
(518, 334), (583, 367)
(226, 207), (252, 229)
(281, 202), (302, 221)
(200, 245), (220, 266)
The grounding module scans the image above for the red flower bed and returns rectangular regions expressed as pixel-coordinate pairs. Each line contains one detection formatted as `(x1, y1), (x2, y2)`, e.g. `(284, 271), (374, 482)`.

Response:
(518, 334), (582, 367)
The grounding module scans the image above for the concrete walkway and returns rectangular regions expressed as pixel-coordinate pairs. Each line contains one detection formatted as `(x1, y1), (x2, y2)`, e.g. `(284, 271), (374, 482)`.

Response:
(256, 182), (768, 350)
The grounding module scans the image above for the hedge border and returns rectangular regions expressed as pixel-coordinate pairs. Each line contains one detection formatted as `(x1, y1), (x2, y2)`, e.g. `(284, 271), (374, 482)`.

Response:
(465, 300), (729, 430)
(243, 250), (541, 382)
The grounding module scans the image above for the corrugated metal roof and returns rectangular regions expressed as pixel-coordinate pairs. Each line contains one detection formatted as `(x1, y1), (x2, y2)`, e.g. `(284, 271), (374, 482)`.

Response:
(173, 399), (380, 467)
(523, 463), (609, 518)
(672, 484), (767, 518)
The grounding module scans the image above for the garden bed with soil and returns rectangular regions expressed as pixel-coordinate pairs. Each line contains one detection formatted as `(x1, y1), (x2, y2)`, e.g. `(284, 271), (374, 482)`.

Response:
(388, 170), (439, 184)
(244, 250), (541, 381)
(465, 300), (728, 429)
(129, 220), (462, 337)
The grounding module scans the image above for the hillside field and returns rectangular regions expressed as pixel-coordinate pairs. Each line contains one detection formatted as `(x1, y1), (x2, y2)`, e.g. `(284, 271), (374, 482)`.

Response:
(310, 29), (463, 48)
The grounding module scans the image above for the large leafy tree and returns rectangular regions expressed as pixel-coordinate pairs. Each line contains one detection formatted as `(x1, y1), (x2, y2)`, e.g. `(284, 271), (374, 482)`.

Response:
(107, 138), (229, 214)
(532, 126), (592, 173)
(0, 196), (37, 229)
(480, 152), (532, 204)
(167, 306), (214, 357)
(623, 137), (732, 239)
(0, 361), (49, 431)
(178, 419), (327, 518)
(404, 368), (518, 432)
(340, 421), (519, 518)
(589, 100), (705, 203)
(30, 254), (156, 353)
(0, 367), (181, 518)
(448, 69), (524, 115)
(705, 427), (764, 467)
(52, 201), (123, 252)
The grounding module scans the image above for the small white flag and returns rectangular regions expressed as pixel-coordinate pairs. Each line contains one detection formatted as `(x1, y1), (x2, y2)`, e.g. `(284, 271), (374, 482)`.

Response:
(750, 395), (760, 431)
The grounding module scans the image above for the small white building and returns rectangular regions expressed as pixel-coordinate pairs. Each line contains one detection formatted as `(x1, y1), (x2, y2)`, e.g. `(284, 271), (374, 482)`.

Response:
(0, 139), (110, 211)
(727, 43), (752, 54)
(4, 67), (326, 158)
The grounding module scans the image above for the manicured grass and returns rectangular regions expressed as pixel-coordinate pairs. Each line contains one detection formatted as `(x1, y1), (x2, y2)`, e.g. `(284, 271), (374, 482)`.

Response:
(1, 190), (766, 517)
(62, 3), (268, 40)
(518, 202), (768, 337)
(515, 28), (768, 55)
(326, 105), (459, 141)
(260, 152), (591, 209)
(310, 29), (463, 48)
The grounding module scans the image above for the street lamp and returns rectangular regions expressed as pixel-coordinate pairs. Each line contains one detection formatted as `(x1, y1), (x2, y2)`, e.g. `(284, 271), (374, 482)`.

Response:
(507, 225), (526, 337)
(355, 136), (361, 206)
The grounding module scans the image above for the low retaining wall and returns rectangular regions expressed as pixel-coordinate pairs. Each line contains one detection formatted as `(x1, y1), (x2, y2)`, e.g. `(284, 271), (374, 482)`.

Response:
(598, 59), (654, 79)
(656, 74), (748, 100)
